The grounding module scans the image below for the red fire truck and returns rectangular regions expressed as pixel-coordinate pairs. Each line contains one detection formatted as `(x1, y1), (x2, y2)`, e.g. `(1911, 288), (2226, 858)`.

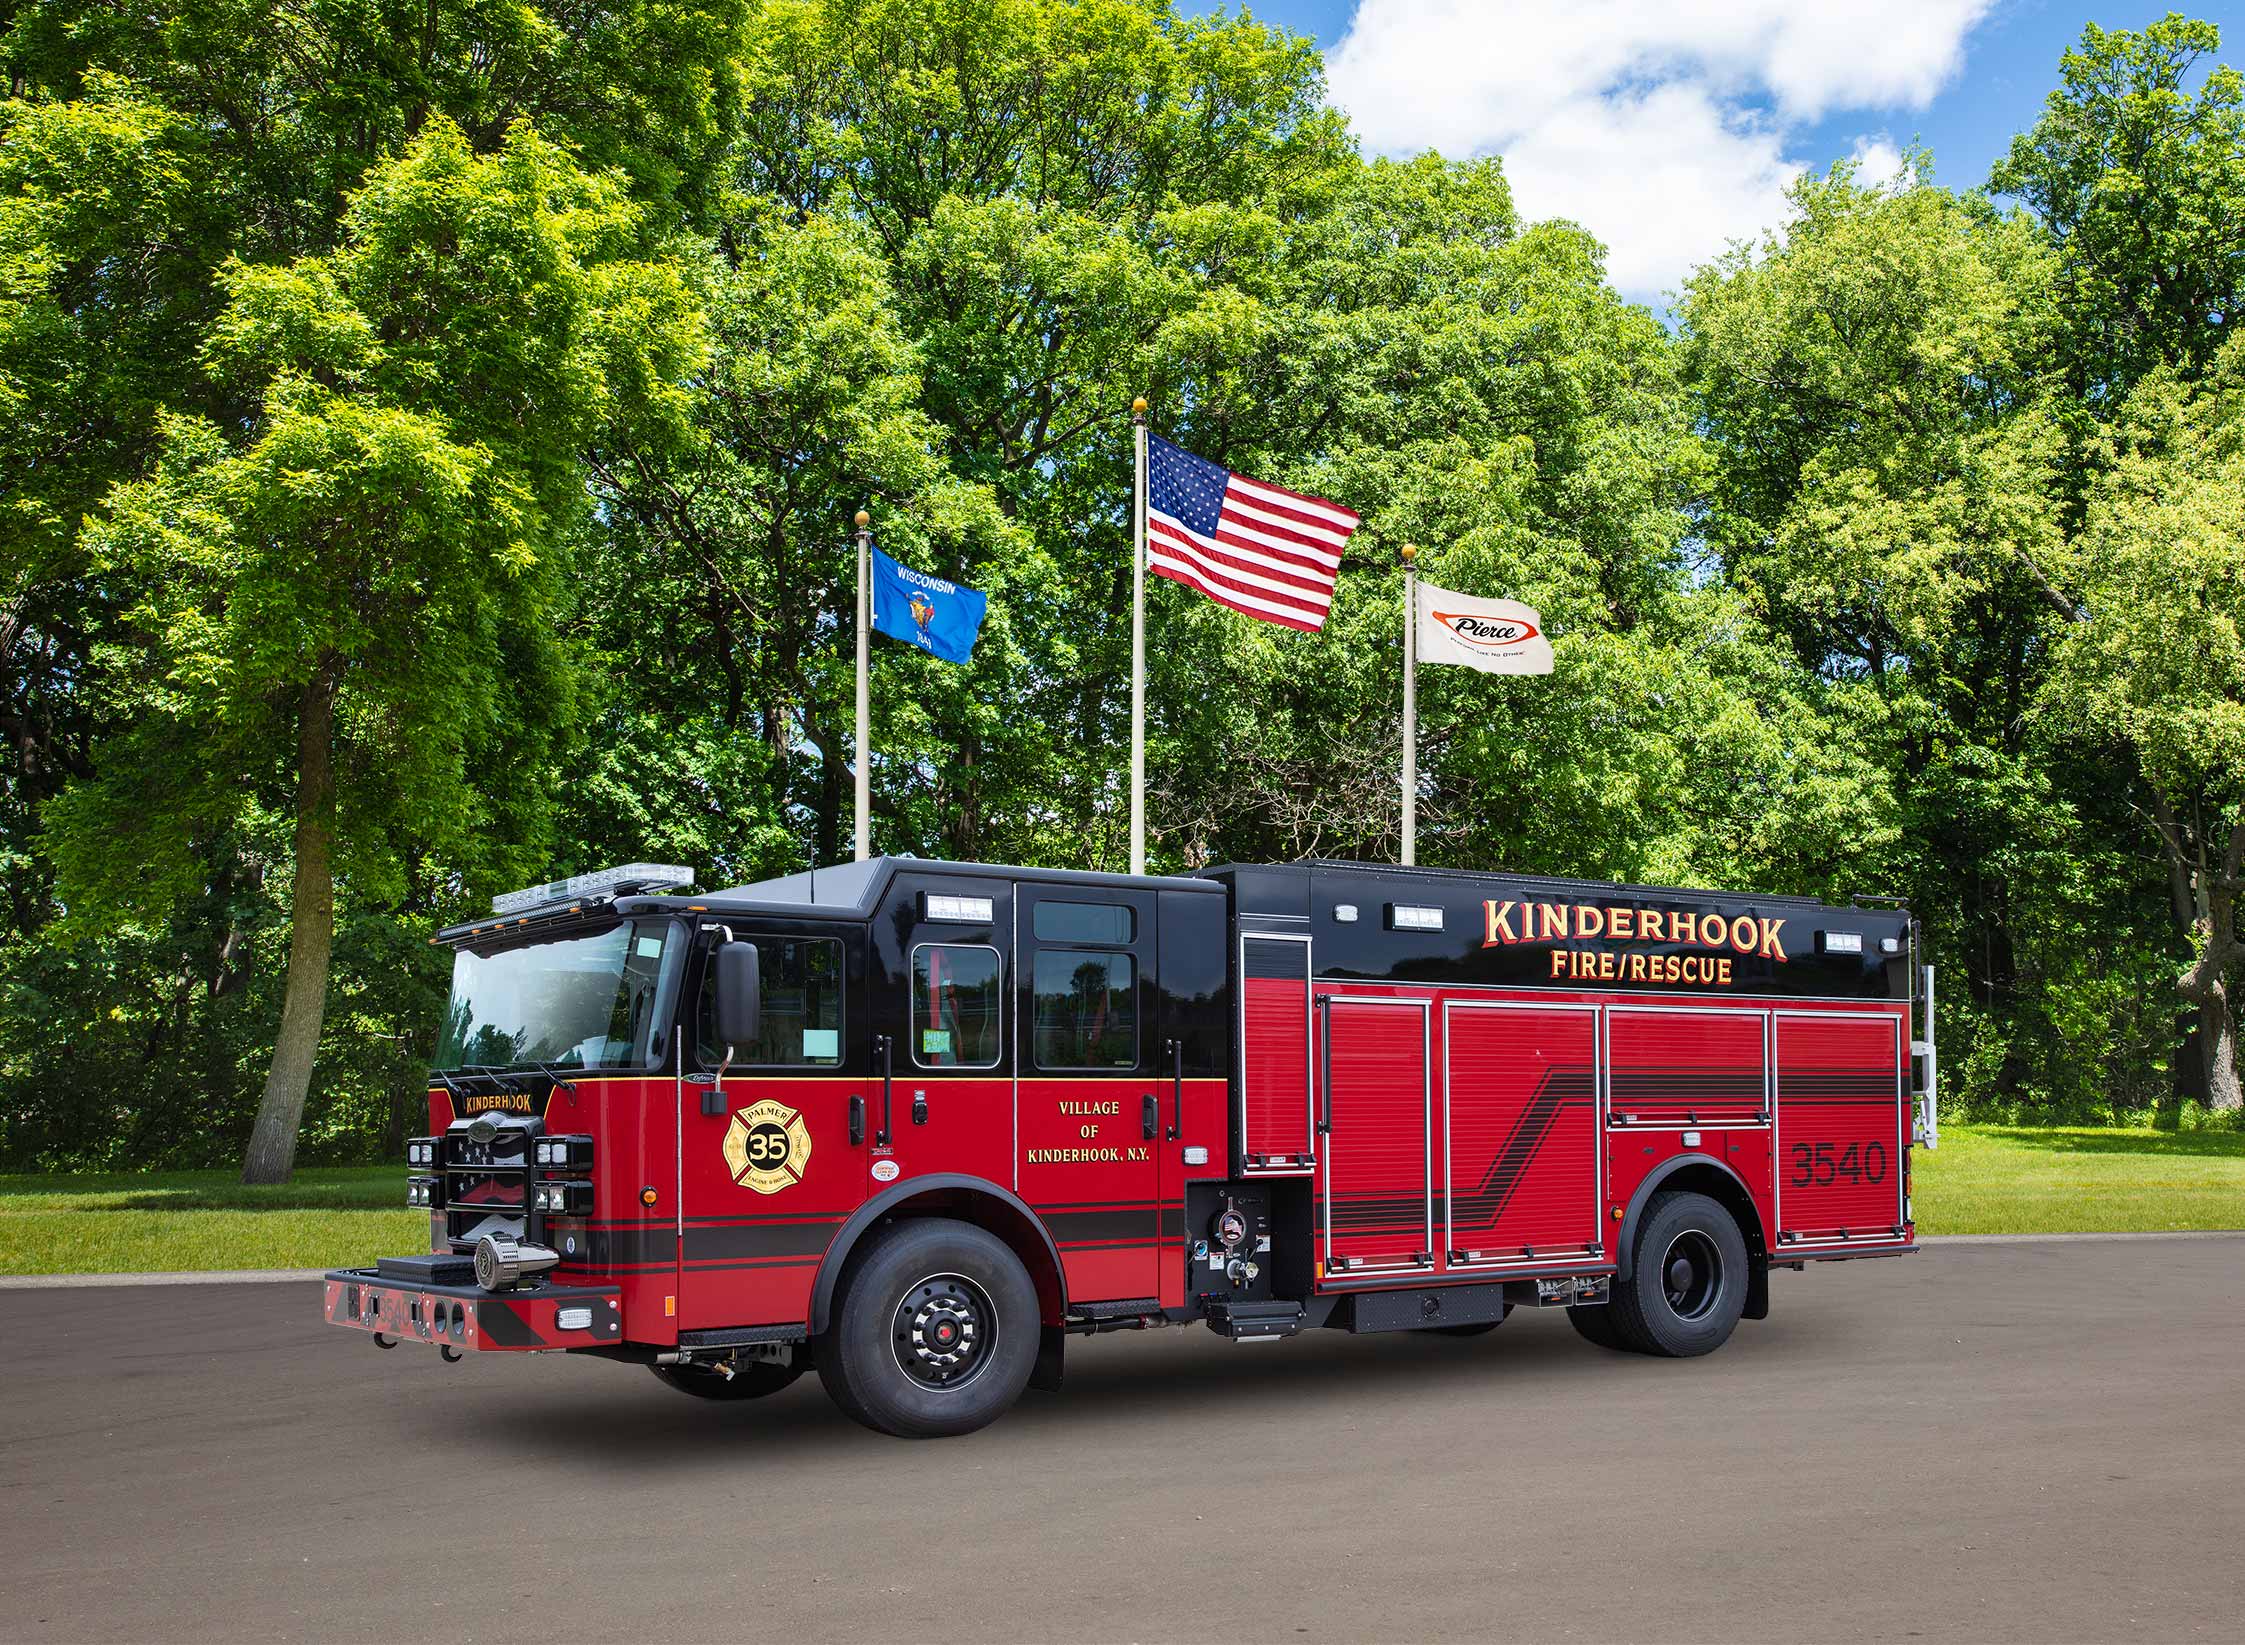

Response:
(325, 856), (1936, 1437)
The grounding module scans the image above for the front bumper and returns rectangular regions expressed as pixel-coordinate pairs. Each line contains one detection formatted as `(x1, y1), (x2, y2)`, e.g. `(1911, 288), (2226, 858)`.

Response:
(324, 1263), (624, 1352)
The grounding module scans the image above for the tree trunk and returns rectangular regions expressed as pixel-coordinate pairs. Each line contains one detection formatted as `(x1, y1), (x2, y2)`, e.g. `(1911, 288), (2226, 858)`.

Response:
(2198, 990), (2242, 1112)
(241, 660), (342, 1184)
(2171, 817), (2245, 1114)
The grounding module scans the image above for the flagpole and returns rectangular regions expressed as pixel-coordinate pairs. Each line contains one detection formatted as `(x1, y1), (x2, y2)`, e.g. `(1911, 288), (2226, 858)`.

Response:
(1401, 542), (1418, 867)
(854, 508), (871, 863)
(1130, 396), (1148, 878)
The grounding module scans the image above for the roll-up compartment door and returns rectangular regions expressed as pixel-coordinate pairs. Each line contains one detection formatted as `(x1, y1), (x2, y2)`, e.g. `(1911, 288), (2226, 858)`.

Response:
(1775, 1013), (1906, 1244)
(1238, 935), (1314, 1173)
(1606, 1007), (1768, 1127)
(1321, 997), (1432, 1275)
(1443, 1003), (1602, 1268)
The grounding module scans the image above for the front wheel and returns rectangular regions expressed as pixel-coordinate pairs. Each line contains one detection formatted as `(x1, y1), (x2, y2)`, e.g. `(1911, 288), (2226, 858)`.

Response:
(1608, 1190), (1749, 1357)
(814, 1217), (1040, 1438)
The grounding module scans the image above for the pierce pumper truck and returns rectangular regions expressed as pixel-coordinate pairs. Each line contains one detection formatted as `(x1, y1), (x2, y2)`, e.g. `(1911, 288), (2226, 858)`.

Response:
(326, 856), (1937, 1437)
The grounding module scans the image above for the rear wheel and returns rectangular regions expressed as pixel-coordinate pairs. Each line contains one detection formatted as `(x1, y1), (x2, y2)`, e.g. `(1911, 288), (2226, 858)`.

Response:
(650, 1356), (804, 1401)
(1609, 1190), (1749, 1357)
(814, 1217), (1039, 1438)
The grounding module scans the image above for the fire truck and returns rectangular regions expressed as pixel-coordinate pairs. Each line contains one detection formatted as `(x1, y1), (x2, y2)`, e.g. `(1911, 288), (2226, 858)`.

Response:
(325, 856), (1936, 1437)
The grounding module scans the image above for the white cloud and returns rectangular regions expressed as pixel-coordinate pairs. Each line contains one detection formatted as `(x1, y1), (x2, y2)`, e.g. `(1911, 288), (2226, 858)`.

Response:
(1326, 0), (1994, 301)
(1848, 135), (1909, 191)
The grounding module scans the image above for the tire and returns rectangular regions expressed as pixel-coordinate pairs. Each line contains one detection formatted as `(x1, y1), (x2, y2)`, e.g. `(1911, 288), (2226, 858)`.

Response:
(1432, 1305), (1512, 1337)
(1566, 1302), (1626, 1350)
(649, 1356), (805, 1401)
(813, 1217), (1040, 1438)
(1608, 1189), (1750, 1357)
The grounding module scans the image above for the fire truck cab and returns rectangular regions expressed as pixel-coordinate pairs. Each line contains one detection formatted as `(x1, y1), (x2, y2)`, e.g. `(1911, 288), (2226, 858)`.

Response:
(326, 856), (1934, 1437)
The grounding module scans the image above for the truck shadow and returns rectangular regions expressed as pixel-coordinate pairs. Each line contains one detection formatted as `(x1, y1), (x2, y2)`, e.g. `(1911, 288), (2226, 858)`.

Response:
(464, 1311), (1859, 1469)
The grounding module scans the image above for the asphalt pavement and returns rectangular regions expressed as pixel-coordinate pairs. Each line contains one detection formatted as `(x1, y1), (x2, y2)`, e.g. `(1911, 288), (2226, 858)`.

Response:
(2, 1236), (2240, 1643)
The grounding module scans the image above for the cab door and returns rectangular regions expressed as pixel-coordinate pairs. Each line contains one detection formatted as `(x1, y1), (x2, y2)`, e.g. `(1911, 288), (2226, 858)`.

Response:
(675, 924), (866, 1331)
(1016, 884), (1163, 1304)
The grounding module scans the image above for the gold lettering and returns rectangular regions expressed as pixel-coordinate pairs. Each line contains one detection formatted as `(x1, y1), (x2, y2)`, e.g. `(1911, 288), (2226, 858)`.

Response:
(1550, 949), (1568, 978)
(1598, 952), (1616, 980)
(1577, 905), (1605, 939)
(1729, 915), (1757, 954)
(1639, 910), (1666, 942)
(1718, 957), (1733, 985)
(1610, 908), (1635, 940)
(1628, 953), (1646, 981)
(1484, 900), (1517, 946)
(1757, 917), (1788, 961)
(1537, 903), (1569, 940)
(1671, 911), (1698, 946)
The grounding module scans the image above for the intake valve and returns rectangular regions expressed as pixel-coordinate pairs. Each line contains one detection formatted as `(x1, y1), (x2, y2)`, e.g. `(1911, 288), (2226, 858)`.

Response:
(474, 1233), (560, 1291)
(1214, 1199), (1257, 1287)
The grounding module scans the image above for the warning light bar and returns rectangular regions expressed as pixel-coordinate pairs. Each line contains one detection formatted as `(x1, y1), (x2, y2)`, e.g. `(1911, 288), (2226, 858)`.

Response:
(492, 863), (697, 915)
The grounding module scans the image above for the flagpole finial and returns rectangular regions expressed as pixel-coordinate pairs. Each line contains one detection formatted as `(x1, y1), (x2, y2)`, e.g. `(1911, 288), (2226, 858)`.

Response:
(1131, 396), (1148, 419)
(854, 509), (870, 529)
(1400, 542), (1418, 563)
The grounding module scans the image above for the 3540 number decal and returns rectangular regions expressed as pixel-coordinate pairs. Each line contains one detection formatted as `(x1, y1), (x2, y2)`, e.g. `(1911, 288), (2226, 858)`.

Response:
(1787, 1139), (1886, 1188)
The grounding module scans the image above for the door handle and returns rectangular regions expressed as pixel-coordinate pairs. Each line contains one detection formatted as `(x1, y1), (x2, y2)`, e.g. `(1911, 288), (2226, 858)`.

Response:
(1317, 998), (1333, 1135)
(1141, 1093), (1160, 1142)
(876, 1034), (893, 1147)
(849, 1095), (866, 1146)
(1167, 1038), (1183, 1141)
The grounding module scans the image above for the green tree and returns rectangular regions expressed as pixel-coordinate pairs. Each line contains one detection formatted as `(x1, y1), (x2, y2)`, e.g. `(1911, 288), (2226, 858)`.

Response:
(48, 120), (701, 1180)
(1681, 161), (2182, 1115)
(2052, 336), (2245, 1109)
(1992, 14), (2245, 401)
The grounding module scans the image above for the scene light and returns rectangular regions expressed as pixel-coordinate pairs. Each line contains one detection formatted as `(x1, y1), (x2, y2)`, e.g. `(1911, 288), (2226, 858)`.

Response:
(1820, 930), (1865, 955)
(923, 893), (994, 923)
(492, 863), (697, 915)
(1387, 903), (1444, 931)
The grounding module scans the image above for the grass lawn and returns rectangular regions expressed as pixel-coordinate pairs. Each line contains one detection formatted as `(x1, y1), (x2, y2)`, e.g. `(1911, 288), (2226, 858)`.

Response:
(1911, 1124), (2245, 1235)
(0, 1167), (419, 1274)
(1, 1126), (2240, 1273)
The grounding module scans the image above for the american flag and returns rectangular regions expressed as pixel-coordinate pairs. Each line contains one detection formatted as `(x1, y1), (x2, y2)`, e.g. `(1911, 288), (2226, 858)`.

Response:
(1146, 434), (1359, 632)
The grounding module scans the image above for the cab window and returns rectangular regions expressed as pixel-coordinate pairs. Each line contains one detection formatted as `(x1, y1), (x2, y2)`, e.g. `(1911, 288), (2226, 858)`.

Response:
(911, 944), (1003, 1069)
(1032, 951), (1137, 1070)
(696, 935), (844, 1066)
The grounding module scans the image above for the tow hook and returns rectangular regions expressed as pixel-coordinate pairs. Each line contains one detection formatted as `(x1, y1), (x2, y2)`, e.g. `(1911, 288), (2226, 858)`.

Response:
(440, 1345), (464, 1363)
(371, 1332), (396, 1350)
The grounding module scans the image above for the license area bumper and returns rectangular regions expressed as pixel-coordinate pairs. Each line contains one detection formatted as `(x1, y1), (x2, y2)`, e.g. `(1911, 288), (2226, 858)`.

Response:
(323, 1265), (623, 1352)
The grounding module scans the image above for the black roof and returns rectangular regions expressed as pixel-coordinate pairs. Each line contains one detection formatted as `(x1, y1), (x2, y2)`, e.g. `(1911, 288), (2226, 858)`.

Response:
(436, 855), (1221, 945)
(1207, 858), (1887, 912)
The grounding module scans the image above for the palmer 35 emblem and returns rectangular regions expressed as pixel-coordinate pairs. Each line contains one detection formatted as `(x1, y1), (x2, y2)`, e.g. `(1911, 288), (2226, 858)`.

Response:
(722, 1099), (812, 1194)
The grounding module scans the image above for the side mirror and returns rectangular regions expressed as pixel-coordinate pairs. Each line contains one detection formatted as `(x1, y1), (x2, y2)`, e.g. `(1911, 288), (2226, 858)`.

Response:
(715, 940), (761, 1052)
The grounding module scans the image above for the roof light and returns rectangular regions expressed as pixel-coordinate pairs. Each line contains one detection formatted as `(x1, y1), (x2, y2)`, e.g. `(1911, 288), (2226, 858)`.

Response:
(1387, 903), (1444, 932)
(923, 893), (994, 923)
(492, 863), (695, 914)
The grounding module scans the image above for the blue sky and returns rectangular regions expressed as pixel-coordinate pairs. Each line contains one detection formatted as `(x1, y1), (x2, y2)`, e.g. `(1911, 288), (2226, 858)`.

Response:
(1178, 2), (2238, 307)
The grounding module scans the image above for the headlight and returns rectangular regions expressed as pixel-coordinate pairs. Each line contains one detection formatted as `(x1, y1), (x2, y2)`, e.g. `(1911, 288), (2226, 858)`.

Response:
(536, 1134), (595, 1170)
(406, 1176), (439, 1207)
(533, 1182), (591, 1215)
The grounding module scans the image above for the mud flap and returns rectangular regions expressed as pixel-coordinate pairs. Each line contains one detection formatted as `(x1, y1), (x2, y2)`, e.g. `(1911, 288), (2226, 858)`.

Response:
(1030, 1323), (1066, 1392)
(1745, 1253), (1770, 1320)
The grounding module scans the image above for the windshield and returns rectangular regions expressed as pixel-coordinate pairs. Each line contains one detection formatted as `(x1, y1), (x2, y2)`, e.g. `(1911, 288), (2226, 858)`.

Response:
(434, 919), (684, 1073)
